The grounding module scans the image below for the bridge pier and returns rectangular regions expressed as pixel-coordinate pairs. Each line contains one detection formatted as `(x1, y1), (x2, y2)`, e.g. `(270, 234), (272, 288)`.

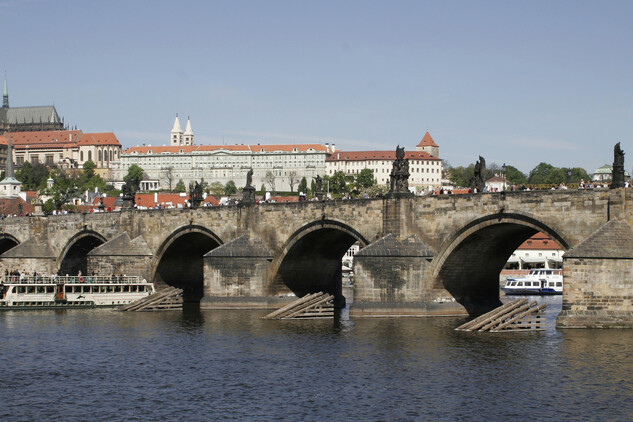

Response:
(557, 220), (633, 328)
(201, 236), (294, 309)
(86, 233), (154, 280)
(350, 234), (467, 317)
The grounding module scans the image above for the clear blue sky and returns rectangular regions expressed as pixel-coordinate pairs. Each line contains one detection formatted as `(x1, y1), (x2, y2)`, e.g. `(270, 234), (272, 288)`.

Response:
(2, 0), (632, 175)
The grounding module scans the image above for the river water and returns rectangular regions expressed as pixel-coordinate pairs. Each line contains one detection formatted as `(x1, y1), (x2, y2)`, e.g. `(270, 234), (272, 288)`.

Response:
(1, 296), (632, 421)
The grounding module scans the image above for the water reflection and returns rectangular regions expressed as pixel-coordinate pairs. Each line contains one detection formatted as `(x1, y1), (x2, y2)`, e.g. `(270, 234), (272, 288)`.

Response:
(1, 296), (632, 421)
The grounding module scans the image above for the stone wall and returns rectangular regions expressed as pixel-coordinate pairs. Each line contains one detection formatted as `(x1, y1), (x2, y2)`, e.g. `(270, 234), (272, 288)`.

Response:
(558, 257), (633, 328)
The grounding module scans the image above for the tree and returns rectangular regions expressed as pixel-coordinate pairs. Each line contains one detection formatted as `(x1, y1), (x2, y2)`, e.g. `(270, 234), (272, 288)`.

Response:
(448, 165), (475, 188)
(264, 171), (276, 193)
(224, 180), (237, 195)
(162, 166), (175, 192)
(78, 160), (106, 192)
(328, 171), (348, 194)
(124, 164), (144, 192)
(298, 177), (308, 195)
(528, 163), (565, 185)
(259, 184), (266, 196)
(209, 182), (225, 196)
(16, 161), (49, 190)
(310, 179), (316, 196)
(46, 169), (81, 210)
(287, 171), (299, 193)
(174, 179), (186, 193)
(356, 168), (376, 189)
(504, 165), (527, 186)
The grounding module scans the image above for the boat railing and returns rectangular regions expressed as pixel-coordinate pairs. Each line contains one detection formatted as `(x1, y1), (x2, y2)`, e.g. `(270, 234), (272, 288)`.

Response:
(0, 275), (146, 285)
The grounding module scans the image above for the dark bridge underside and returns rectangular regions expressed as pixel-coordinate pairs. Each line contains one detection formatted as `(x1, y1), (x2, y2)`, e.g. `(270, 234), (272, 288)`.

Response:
(438, 223), (539, 315)
(275, 228), (358, 304)
(60, 236), (104, 277)
(156, 233), (220, 302)
(0, 238), (18, 255)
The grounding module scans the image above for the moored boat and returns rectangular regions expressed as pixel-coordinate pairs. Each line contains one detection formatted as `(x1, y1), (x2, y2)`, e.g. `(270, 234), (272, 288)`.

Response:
(0, 275), (155, 310)
(502, 269), (563, 295)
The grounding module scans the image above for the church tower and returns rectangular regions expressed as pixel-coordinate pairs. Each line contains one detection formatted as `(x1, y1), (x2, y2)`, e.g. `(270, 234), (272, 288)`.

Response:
(416, 131), (439, 157)
(3, 72), (8, 109)
(0, 134), (22, 198)
(171, 115), (183, 146)
(183, 117), (194, 145)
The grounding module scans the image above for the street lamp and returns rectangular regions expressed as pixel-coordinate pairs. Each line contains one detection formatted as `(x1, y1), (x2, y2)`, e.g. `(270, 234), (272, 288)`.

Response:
(502, 163), (507, 191)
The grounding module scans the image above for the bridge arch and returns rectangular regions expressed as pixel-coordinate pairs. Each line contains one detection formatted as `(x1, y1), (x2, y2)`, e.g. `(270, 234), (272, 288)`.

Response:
(0, 233), (19, 255)
(432, 212), (569, 315)
(58, 230), (108, 276)
(268, 219), (369, 304)
(152, 225), (222, 302)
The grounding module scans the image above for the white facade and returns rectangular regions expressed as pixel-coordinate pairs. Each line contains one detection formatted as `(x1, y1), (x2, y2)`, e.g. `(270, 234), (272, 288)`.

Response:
(110, 143), (329, 192)
(171, 115), (194, 146)
(326, 150), (442, 192)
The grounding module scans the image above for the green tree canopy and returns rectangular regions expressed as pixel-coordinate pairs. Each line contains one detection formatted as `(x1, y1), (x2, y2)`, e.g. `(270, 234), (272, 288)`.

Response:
(448, 164), (475, 188)
(16, 161), (50, 190)
(224, 180), (237, 195)
(298, 177), (308, 195)
(356, 168), (376, 189)
(46, 170), (80, 210)
(174, 179), (186, 193)
(504, 165), (527, 186)
(123, 164), (144, 192)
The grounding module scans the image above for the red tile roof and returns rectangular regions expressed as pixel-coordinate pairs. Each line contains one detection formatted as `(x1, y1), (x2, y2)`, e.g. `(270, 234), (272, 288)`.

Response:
(326, 150), (440, 162)
(124, 144), (328, 154)
(78, 132), (121, 147)
(0, 130), (120, 149)
(517, 234), (562, 250)
(417, 132), (438, 148)
(6, 130), (82, 149)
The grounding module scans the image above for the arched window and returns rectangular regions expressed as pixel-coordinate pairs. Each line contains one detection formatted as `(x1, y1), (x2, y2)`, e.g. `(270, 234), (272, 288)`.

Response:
(110, 150), (113, 161)
(80, 151), (84, 161)
(98, 150), (102, 162)
(88, 151), (92, 161)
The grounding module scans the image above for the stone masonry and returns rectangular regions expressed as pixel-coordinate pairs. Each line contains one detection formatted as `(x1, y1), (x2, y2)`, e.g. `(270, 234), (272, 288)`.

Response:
(0, 189), (632, 326)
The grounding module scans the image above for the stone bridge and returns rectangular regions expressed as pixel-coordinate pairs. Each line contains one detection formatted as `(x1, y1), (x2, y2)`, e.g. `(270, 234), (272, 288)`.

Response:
(1, 188), (633, 328)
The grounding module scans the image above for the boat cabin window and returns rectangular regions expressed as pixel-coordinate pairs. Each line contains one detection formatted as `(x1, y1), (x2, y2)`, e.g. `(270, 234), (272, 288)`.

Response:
(47, 286), (55, 294)
(37, 286), (46, 294)
(83, 286), (90, 293)
(556, 282), (562, 287)
(122, 285), (129, 292)
(114, 285), (121, 293)
(27, 286), (35, 294)
(517, 282), (524, 287)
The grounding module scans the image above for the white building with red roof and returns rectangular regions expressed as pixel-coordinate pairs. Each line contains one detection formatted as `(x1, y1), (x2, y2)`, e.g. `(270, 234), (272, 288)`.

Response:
(325, 132), (442, 192)
(111, 142), (330, 192)
(0, 130), (122, 176)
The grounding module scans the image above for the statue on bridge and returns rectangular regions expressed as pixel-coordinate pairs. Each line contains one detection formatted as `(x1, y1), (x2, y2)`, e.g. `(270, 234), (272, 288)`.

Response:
(387, 145), (413, 198)
(121, 179), (136, 208)
(611, 142), (626, 189)
(470, 156), (486, 193)
(242, 168), (256, 205)
(314, 175), (323, 199)
(189, 181), (204, 208)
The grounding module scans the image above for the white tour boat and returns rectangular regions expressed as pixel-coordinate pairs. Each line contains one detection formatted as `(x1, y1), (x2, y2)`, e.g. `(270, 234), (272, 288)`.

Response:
(502, 269), (563, 295)
(0, 275), (155, 310)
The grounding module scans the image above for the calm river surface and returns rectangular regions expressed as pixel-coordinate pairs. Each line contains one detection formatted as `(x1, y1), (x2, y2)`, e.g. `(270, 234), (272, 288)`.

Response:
(1, 296), (633, 421)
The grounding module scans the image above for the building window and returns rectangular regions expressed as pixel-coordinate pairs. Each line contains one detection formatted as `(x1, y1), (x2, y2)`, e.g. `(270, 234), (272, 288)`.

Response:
(16, 156), (24, 166)
(30, 155), (39, 164)
(45, 155), (54, 165)
(80, 151), (84, 161)
(88, 151), (92, 161)
(98, 150), (102, 162)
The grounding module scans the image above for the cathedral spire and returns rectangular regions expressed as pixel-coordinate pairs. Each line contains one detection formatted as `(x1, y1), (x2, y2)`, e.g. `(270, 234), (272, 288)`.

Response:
(171, 114), (183, 146)
(3, 72), (8, 109)
(183, 116), (194, 145)
(6, 133), (14, 178)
